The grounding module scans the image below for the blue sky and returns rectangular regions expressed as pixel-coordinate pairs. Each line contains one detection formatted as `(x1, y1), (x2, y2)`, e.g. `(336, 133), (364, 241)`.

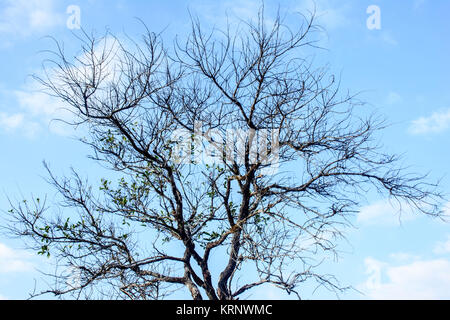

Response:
(0, 0), (450, 300)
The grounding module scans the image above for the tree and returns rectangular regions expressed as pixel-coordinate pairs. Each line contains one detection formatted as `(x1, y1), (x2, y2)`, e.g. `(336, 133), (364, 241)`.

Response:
(5, 8), (445, 300)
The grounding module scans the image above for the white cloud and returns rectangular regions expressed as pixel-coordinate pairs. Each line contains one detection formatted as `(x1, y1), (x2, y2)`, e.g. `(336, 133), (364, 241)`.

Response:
(409, 109), (450, 135)
(0, 0), (64, 37)
(434, 235), (450, 255)
(14, 90), (61, 118)
(297, 0), (350, 30)
(362, 257), (450, 299)
(0, 111), (40, 137)
(0, 86), (64, 137)
(0, 243), (34, 273)
(3, 36), (123, 138)
(15, 87), (69, 129)
(443, 202), (450, 218)
(8, 86), (75, 137)
(357, 199), (418, 227)
(0, 112), (24, 130)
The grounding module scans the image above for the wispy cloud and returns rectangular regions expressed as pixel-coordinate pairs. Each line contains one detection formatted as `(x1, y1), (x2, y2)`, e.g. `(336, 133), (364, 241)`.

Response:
(357, 199), (418, 227)
(0, 111), (40, 137)
(13, 87), (70, 136)
(1, 36), (124, 138)
(361, 256), (450, 299)
(0, 0), (63, 37)
(409, 109), (450, 135)
(296, 0), (351, 30)
(0, 112), (25, 130)
(434, 235), (450, 255)
(0, 85), (67, 138)
(0, 243), (34, 273)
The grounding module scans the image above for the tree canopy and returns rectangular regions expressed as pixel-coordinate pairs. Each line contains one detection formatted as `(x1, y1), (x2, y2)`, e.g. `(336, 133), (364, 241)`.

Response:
(5, 8), (445, 300)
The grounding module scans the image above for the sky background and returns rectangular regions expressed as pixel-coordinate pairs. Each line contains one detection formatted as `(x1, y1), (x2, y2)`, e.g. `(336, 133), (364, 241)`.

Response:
(0, 0), (450, 300)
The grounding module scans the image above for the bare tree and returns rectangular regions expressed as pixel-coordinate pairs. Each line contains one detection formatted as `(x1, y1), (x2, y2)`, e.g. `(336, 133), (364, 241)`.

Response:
(5, 8), (445, 300)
